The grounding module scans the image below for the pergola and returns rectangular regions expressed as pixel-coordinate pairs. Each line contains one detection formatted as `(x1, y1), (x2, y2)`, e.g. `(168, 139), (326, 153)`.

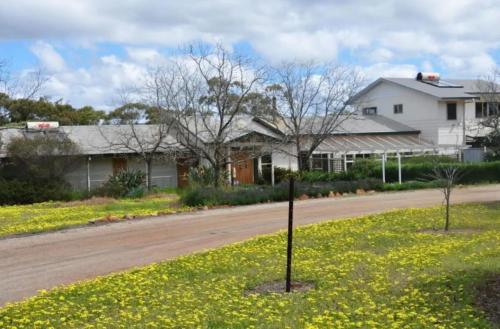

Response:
(314, 134), (442, 184)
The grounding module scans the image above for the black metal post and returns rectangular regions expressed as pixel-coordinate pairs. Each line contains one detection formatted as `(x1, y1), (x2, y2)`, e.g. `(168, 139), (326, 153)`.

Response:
(286, 176), (294, 292)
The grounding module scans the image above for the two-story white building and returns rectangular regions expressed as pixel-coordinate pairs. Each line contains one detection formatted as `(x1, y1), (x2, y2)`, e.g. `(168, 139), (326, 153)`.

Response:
(349, 72), (498, 160)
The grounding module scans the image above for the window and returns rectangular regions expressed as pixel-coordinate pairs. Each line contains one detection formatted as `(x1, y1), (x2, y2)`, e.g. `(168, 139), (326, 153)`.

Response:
(476, 102), (499, 118)
(393, 104), (403, 114)
(311, 153), (329, 172)
(447, 103), (457, 120)
(488, 103), (499, 116)
(476, 102), (487, 118)
(362, 107), (377, 115)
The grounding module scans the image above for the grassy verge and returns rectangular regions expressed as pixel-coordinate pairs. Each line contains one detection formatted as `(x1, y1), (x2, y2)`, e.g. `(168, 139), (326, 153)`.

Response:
(0, 194), (189, 238)
(1, 203), (499, 328)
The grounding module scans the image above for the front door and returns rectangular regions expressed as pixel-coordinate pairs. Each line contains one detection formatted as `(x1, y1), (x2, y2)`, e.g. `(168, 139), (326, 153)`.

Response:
(176, 161), (190, 188)
(112, 158), (127, 174)
(233, 153), (254, 184)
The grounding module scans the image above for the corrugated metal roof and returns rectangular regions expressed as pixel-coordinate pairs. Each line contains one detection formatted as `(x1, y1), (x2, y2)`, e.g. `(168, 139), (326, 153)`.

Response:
(316, 134), (436, 154)
(0, 125), (181, 157)
(0, 114), (432, 157)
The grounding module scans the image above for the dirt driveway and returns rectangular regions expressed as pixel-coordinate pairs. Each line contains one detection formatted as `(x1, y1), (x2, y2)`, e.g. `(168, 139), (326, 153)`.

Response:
(1, 185), (499, 306)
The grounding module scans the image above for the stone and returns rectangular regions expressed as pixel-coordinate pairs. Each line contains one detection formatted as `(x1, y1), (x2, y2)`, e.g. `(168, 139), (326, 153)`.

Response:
(298, 194), (309, 200)
(356, 189), (366, 195)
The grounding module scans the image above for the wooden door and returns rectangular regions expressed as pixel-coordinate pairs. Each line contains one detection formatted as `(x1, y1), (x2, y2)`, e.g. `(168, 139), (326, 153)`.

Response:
(112, 158), (127, 174)
(176, 162), (190, 188)
(233, 153), (254, 184)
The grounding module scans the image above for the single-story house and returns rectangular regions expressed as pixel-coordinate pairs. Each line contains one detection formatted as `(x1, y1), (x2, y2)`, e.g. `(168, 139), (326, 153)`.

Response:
(0, 114), (439, 190)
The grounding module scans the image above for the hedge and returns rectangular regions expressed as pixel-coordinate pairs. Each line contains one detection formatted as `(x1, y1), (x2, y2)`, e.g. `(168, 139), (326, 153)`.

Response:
(302, 161), (500, 184)
(181, 178), (383, 207)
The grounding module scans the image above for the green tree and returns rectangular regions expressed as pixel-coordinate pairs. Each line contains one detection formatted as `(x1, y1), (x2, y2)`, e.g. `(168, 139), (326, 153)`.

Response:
(6, 133), (81, 180)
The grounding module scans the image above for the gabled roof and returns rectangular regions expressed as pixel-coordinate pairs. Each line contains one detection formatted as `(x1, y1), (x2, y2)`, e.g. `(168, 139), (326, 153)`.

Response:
(349, 77), (486, 103)
(0, 114), (423, 157)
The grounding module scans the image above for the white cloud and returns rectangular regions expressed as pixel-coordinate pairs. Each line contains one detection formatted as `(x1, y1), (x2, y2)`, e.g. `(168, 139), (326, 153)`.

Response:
(1, 0), (498, 107)
(361, 63), (418, 80)
(30, 41), (66, 72)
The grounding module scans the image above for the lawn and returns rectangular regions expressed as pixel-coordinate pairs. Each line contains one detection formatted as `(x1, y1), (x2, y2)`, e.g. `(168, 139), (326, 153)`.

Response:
(0, 194), (188, 238)
(1, 203), (499, 328)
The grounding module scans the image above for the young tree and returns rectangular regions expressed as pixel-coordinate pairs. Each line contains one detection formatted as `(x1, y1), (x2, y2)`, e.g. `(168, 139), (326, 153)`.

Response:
(266, 61), (363, 171)
(429, 164), (463, 231)
(150, 44), (265, 187)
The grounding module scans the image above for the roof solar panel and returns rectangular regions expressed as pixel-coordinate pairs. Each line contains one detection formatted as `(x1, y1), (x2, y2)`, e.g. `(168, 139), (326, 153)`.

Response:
(421, 80), (463, 88)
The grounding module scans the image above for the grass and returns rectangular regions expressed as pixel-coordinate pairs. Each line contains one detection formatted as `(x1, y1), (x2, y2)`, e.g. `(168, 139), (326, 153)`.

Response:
(1, 202), (499, 328)
(0, 194), (189, 238)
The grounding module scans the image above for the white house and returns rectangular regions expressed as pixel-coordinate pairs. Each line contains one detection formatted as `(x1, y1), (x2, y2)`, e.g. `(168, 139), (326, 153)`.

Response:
(349, 72), (498, 159)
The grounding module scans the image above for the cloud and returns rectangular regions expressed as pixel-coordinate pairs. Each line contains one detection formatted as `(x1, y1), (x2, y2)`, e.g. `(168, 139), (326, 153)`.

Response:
(30, 41), (66, 72)
(1, 0), (499, 107)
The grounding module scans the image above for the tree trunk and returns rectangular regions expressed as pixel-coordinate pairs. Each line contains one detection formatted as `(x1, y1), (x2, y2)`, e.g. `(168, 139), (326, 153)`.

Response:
(213, 165), (220, 188)
(445, 194), (450, 231)
(146, 159), (153, 191)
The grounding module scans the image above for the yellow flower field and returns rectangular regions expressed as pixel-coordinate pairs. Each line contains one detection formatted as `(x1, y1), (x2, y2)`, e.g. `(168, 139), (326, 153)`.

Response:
(1, 203), (499, 328)
(0, 195), (188, 238)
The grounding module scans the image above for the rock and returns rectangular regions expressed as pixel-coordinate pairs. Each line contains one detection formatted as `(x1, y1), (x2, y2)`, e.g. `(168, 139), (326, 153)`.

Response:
(367, 190), (376, 194)
(316, 193), (323, 198)
(335, 192), (342, 197)
(356, 189), (366, 195)
(203, 206), (209, 211)
(328, 191), (336, 198)
(123, 214), (132, 220)
(298, 194), (309, 200)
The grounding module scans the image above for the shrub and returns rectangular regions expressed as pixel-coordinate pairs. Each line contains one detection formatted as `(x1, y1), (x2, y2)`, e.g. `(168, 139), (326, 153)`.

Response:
(181, 178), (383, 207)
(188, 166), (228, 187)
(301, 160), (500, 185)
(100, 170), (146, 198)
(0, 178), (73, 205)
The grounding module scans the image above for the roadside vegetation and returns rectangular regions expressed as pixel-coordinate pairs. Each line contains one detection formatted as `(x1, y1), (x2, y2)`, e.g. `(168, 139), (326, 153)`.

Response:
(1, 203), (499, 328)
(0, 194), (187, 238)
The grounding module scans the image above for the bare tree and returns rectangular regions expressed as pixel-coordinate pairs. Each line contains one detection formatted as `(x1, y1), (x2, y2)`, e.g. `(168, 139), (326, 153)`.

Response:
(429, 164), (464, 231)
(266, 61), (363, 171)
(475, 68), (500, 159)
(150, 44), (265, 187)
(98, 123), (177, 191)
(0, 59), (46, 100)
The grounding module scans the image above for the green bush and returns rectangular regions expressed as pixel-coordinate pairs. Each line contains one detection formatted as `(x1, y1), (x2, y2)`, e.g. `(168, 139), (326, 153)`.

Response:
(188, 166), (227, 187)
(301, 160), (500, 185)
(100, 170), (146, 198)
(181, 178), (383, 207)
(0, 178), (73, 205)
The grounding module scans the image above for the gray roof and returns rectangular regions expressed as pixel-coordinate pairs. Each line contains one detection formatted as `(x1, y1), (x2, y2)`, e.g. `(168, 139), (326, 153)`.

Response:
(0, 125), (181, 157)
(350, 77), (491, 102)
(274, 114), (418, 136)
(177, 115), (283, 143)
(0, 114), (426, 157)
(335, 115), (418, 134)
(316, 134), (436, 154)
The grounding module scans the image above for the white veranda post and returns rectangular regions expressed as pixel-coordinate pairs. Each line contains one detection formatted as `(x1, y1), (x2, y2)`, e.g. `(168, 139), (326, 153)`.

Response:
(381, 153), (386, 183)
(397, 152), (402, 184)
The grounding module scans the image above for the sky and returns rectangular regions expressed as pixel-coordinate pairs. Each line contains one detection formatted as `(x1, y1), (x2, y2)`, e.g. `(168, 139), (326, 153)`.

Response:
(0, 0), (499, 110)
